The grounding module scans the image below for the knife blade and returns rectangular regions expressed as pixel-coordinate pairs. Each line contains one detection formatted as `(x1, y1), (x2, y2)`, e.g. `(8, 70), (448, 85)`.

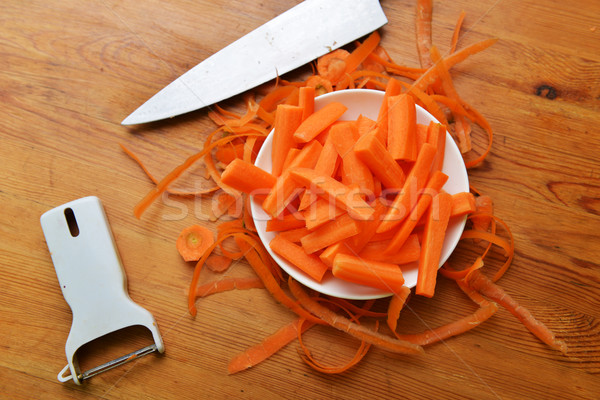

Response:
(122, 0), (387, 125)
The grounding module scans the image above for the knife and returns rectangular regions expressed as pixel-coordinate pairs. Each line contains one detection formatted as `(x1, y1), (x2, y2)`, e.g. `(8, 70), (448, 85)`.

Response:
(122, 0), (387, 125)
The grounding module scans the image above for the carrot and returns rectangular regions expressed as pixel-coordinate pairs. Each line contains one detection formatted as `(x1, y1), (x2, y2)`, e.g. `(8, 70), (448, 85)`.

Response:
(220, 158), (277, 196)
(319, 241), (353, 268)
(271, 104), (304, 176)
(378, 143), (437, 233)
(387, 94), (417, 161)
(332, 253), (405, 293)
(427, 122), (446, 172)
(176, 225), (215, 262)
(205, 253), (234, 273)
(195, 277), (264, 298)
(298, 133), (340, 211)
(298, 86), (315, 120)
(300, 213), (360, 254)
(228, 317), (316, 374)
(415, 0), (434, 68)
(384, 170), (449, 254)
(356, 114), (376, 137)
(343, 31), (381, 76)
(465, 270), (567, 353)
(328, 121), (375, 194)
(354, 130), (406, 191)
(416, 191), (453, 297)
(347, 198), (387, 252)
(293, 102), (348, 143)
(261, 170), (302, 218)
(214, 142), (245, 164)
(359, 234), (421, 265)
(288, 277), (424, 354)
(450, 192), (476, 217)
(303, 197), (345, 230)
(376, 77), (403, 145)
(265, 212), (305, 232)
(270, 235), (329, 282)
(387, 286), (412, 333)
(415, 123), (429, 152)
(281, 148), (301, 171)
(277, 227), (310, 243)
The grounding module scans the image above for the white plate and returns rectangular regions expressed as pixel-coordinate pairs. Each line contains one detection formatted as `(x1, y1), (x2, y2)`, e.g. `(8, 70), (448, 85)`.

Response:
(250, 89), (469, 300)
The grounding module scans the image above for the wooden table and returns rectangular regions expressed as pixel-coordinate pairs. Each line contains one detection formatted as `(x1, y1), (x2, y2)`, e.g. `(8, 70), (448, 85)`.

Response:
(2, 1), (599, 399)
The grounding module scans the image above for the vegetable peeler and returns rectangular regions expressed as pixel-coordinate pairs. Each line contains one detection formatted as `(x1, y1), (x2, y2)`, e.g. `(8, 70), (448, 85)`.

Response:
(40, 196), (164, 384)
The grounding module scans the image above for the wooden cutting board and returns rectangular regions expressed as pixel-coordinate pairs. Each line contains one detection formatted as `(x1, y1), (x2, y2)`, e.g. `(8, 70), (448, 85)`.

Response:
(1, 1), (599, 399)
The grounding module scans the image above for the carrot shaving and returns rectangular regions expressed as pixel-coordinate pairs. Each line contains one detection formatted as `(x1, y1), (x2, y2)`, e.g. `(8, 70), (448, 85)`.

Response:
(450, 10), (466, 53)
(195, 277), (264, 298)
(228, 317), (316, 374)
(288, 277), (424, 355)
(465, 270), (568, 354)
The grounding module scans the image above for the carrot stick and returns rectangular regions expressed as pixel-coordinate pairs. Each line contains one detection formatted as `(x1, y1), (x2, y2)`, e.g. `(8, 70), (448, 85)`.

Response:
(261, 170), (302, 218)
(271, 104), (304, 176)
(450, 192), (476, 217)
(378, 143), (437, 233)
(303, 197), (345, 230)
(354, 130), (406, 191)
(228, 317), (315, 374)
(270, 235), (329, 282)
(293, 102), (348, 143)
(329, 121), (375, 194)
(384, 170), (449, 254)
(415, 0), (434, 68)
(416, 191), (453, 297)
(376, 77), (403, 145)
(277, 227), (310, 243)
(347, 198), (387, 252)
(343, 31), (381, 75)
(387, 94), (417, 161)
(359, 234), (421, 265)
(300, 213), (360, 254)
(426, 123), (446, 173)
(298, 133), (340, 211)
(288, 277), (424, 354)
(332, 253), (405, 293)
(221, 158), (277, 196)
(176, 225), (215, 262)
(265, 212), (305, 232)
(281, 148), (301, 171)
(195, 277), (264, 298)
(387, 286), (412, 333)
(298, 86), (315, 120)
(319, 241), (353, 268)
(289, 167), (375, 221)
(465, 270), (567, 353)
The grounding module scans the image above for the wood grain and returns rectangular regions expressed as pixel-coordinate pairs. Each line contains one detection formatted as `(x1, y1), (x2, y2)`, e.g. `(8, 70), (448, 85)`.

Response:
(1, 1), (599, 399)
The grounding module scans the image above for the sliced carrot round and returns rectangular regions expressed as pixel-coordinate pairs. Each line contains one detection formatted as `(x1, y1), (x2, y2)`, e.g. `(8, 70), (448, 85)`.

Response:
(176, 225), (215, 262)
